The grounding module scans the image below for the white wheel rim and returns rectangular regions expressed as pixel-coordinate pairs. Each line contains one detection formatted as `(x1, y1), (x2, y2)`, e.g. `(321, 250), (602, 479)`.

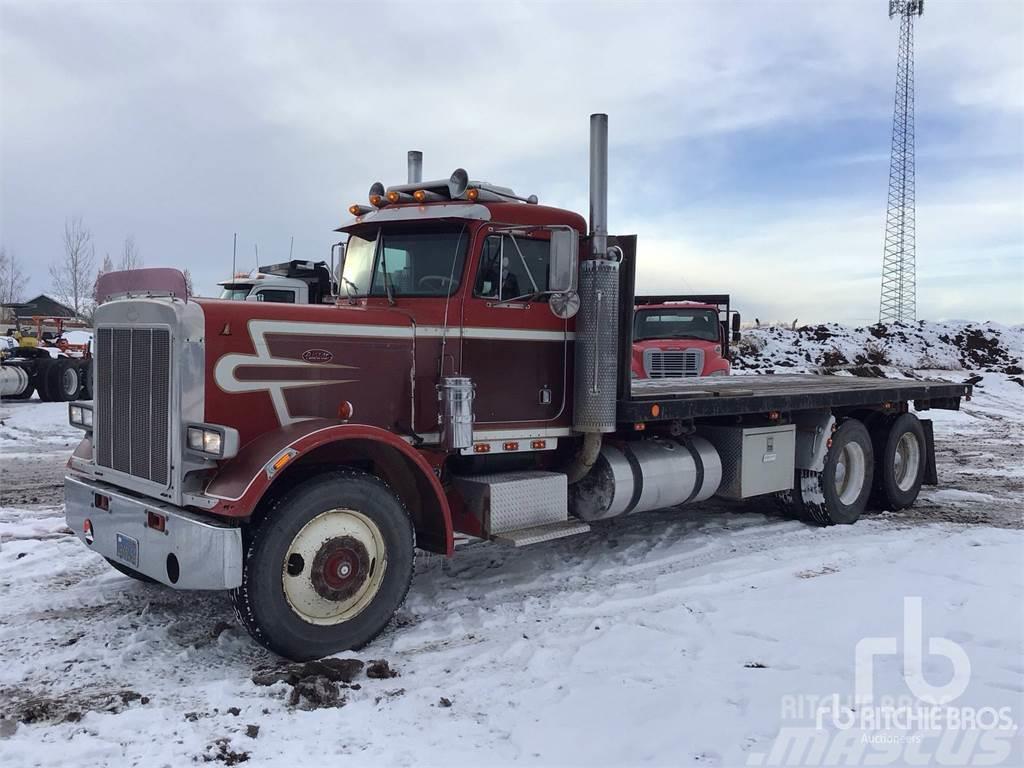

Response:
(281, 509), (387, 626)
(62, 368), (78, 395)
(893, 431), (921, 492)
(834, 441), (867, 506)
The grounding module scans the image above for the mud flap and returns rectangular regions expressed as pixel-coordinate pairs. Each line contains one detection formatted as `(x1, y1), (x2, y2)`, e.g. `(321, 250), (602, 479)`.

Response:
(921, 418), (938, 486)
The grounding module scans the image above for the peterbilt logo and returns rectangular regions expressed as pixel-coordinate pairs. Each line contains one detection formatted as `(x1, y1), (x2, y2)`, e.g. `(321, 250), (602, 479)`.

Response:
(301, 348), (333, 363)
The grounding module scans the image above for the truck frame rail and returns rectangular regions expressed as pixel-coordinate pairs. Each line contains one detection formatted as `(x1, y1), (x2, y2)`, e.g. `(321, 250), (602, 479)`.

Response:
(622, 375), (971, 422)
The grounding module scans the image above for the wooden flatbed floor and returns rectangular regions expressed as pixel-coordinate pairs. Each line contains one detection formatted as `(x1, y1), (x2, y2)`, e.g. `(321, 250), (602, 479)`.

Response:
(620, 374), (972, 422)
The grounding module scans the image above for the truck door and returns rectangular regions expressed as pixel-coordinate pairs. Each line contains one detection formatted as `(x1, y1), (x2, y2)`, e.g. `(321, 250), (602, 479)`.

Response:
(459, 230), (570, 428)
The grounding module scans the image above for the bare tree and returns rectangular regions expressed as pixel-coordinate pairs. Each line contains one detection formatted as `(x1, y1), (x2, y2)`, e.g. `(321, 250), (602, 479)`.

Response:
(0, 246), (29, 326)
(0, 246), (29, 305)
(183, 268), (195, 298)
(50, 217), (96, 318)
(119, 235), (142, 271)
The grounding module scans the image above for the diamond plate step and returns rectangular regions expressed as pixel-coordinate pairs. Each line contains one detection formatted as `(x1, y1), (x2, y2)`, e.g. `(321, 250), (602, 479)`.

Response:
(453, 471), (567, 535)
(492, 520), (591, 547)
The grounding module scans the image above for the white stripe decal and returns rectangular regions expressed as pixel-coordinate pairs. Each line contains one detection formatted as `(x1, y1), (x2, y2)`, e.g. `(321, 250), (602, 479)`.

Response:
(213, 318), (574, 426)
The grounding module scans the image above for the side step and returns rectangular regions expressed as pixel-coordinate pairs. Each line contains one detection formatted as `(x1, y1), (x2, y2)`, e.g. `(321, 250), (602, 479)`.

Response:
(492, 520), (591, 547)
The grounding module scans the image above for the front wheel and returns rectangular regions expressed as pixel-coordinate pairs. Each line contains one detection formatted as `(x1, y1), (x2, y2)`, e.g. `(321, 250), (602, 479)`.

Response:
(232, 470), (415, 661)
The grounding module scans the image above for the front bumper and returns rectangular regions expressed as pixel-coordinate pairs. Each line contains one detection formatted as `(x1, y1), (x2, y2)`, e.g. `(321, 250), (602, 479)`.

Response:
(64, 474), (243, 589)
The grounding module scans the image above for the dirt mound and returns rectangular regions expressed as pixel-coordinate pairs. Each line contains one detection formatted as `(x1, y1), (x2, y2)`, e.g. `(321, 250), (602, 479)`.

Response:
(733, 321), (1023, 376)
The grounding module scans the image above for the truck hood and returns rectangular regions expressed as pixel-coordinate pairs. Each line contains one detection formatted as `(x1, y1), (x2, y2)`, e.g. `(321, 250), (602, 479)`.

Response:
(198, 299), (425, 446)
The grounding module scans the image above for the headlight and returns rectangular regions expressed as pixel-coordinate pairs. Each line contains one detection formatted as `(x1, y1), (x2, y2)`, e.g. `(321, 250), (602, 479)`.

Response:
(69, 403), (94, 430)
(185, 424), (239, 459)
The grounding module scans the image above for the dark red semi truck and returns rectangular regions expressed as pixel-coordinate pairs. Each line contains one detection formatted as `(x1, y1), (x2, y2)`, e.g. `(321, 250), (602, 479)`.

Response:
(64, 115), (970, 661)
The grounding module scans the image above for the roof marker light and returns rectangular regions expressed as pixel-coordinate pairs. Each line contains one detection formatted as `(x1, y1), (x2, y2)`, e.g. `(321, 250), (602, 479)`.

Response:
(466, 188), (479, 201)
(369, 182), (386, 207)
(349, 204), (373, 216)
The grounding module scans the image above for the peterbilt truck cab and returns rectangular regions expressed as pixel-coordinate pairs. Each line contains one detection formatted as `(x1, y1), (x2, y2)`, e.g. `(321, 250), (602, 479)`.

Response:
(631, 295), (740, 378)
(64, 115), (970, 662)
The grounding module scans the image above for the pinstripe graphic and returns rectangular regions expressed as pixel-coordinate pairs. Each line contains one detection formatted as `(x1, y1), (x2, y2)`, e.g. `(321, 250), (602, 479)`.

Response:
(213, 319), (571, 426)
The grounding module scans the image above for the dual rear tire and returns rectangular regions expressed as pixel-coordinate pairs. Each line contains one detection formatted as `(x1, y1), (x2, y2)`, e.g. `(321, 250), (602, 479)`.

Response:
(781, 413), (927, 526)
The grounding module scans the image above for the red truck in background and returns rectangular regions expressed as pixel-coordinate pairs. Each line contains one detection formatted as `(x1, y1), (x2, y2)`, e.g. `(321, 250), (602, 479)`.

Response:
(63, 114), (970, 662)
(631, 294), (740, 379)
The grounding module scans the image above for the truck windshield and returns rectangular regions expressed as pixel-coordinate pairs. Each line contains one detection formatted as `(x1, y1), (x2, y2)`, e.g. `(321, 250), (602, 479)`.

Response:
(219, 285), (253, 301)
(340, 223), (469, 298)
(634, 308), (720, 342)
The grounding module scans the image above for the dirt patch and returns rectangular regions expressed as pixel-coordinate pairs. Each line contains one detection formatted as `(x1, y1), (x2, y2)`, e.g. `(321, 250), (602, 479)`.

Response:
(251, 657), (364, 686)
(1, 686), (149, 724)
(250, 657), (392, 711)
(366, 659), (398, 679)
(203, 737), (250, 765)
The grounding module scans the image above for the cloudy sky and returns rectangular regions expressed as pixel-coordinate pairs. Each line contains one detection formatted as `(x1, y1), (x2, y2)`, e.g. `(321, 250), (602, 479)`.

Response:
(1, 0), (1022, 324)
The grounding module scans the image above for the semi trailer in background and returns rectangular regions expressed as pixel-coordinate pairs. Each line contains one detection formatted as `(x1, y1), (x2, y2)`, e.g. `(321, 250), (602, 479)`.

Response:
(63, 114), (970, 661)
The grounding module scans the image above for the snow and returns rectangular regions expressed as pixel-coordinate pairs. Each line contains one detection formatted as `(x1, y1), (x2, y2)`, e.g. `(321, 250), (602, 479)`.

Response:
(1, 322), (1022, 766)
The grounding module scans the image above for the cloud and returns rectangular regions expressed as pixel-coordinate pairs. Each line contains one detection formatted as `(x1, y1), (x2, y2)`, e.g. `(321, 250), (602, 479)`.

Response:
(0, 0), (1021, 324)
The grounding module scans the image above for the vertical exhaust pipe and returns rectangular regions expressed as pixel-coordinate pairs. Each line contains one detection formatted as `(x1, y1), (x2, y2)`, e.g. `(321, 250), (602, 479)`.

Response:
(407, 151), (423, 184)
(569, 113), (620, 484)
(589, 113), (608, 260)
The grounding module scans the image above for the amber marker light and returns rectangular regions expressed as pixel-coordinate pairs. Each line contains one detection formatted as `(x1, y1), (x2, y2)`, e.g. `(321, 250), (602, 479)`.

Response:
(466, 188), (479, 201)
(387, 191), (401, 203)
(650, 403), (661, 417)
(413, 190), (427, 203)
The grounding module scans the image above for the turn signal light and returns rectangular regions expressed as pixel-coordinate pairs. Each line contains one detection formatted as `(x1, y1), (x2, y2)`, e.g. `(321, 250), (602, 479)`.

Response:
(337, 400), (354, 420)
(93, 493), (109, 511)
(147, 511), (166, 533)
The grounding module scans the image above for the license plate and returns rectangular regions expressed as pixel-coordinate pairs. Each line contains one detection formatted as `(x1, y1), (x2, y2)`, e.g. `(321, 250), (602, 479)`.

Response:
(116, 533), (140, 568)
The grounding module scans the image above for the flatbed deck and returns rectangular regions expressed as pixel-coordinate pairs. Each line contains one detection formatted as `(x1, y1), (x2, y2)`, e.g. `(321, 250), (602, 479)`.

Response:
(620, 374), (972, 422)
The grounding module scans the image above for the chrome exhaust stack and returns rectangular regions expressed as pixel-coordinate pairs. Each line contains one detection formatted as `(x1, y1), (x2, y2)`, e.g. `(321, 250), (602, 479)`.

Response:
(568, 114), (621, 482)
(407, 150), (423, 184)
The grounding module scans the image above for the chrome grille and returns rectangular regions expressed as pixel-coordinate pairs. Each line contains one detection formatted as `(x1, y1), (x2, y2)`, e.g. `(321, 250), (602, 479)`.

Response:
(643, 348), (704, 378)
(96, 327), (172, 485)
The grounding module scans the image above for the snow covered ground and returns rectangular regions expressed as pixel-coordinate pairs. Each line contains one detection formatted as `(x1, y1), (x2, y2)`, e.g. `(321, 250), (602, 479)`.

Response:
(0, 323), (1021, 767)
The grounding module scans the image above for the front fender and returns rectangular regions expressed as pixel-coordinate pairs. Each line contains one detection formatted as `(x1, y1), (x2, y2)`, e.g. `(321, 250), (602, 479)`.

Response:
(203, 419), (453, 555)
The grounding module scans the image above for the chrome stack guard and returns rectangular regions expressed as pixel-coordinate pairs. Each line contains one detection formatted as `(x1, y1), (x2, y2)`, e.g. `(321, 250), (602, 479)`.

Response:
(64, 474), (243, 590)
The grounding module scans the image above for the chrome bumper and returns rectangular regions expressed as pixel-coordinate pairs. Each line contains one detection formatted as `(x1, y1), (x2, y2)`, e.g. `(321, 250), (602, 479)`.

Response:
(64, 474), (243, 589)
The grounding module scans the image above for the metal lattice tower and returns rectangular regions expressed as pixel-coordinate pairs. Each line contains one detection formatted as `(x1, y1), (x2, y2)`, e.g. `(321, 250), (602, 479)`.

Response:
(879, 0), (923, 324)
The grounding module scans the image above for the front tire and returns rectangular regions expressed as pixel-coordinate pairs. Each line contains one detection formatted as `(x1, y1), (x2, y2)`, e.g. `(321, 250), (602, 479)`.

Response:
(232, 470), (415, 661)
(797, 418), (874, 526)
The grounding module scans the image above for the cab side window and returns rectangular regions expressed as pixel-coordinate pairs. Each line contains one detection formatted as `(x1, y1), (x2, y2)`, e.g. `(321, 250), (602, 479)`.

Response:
(255, 289), (296, 303)
(473, 234), (551, 302)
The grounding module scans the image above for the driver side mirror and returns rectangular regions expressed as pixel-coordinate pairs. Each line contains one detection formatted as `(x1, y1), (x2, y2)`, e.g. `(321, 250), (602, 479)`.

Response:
(331, 242), (346, 295)
(731, 312), (742, 343)
(548, 229), (578, 293)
